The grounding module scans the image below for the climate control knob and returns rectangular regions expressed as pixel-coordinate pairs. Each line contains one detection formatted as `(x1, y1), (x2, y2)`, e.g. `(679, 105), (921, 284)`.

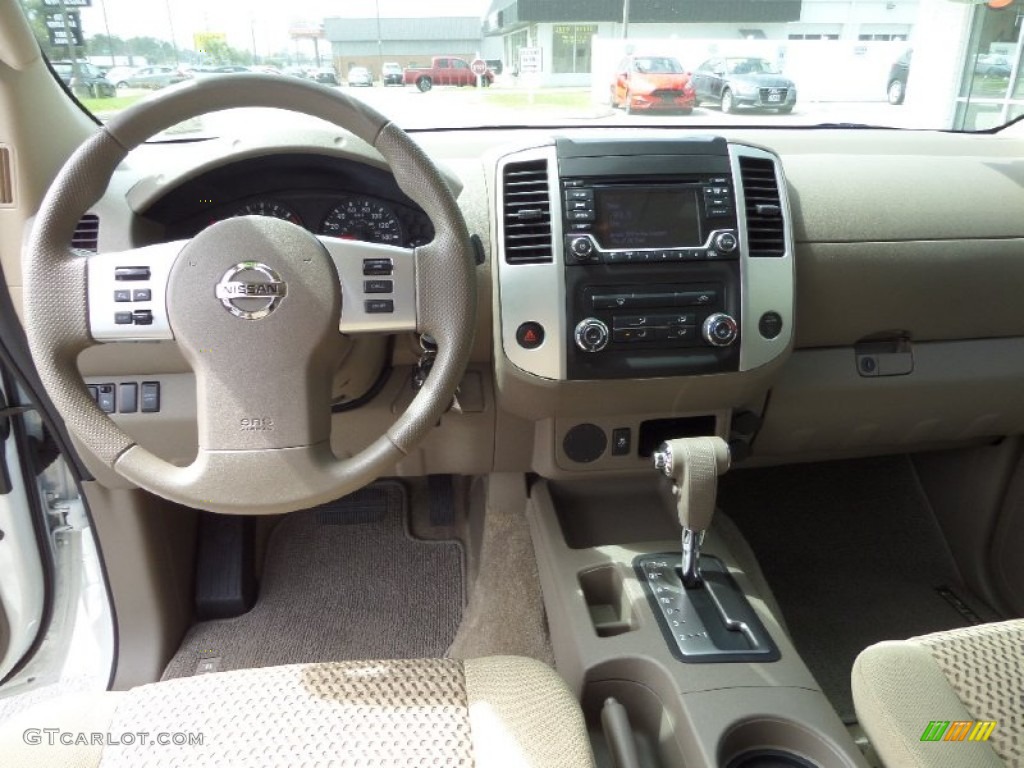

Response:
(574, 318), (610, 352)
(713, 231), (739, 254)
(570, 237), (595, 260)
(702, 313), (739, 347)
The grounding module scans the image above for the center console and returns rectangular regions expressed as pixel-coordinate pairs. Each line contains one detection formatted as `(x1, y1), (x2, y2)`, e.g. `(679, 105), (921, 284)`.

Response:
(495, 135), (794, 383)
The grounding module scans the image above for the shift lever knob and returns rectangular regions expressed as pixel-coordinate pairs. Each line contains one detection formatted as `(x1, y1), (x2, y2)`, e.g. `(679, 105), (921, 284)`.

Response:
(652, 437), (730, 533)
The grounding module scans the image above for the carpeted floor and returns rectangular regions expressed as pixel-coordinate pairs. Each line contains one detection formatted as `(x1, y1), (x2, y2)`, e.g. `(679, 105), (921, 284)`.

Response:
(163, 482), (464, 680)
(719, 455), (999, 723)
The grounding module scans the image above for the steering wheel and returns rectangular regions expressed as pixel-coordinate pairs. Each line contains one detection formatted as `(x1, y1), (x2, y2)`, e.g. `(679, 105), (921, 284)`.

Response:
(23, 75), (476, 515)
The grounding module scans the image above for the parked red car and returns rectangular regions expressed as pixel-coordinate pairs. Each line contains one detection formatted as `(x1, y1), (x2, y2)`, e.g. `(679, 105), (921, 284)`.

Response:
(611, 55), (696, 114)
(403, 57), (493, 92)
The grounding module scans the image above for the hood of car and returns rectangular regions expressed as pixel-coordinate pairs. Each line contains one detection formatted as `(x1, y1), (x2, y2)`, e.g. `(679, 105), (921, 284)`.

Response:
(630, 73), (693, 92)
(727, 73), (794, 88)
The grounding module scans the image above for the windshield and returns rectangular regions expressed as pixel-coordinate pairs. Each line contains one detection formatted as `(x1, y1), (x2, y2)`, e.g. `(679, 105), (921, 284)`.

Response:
(17, 0), (1024, 134)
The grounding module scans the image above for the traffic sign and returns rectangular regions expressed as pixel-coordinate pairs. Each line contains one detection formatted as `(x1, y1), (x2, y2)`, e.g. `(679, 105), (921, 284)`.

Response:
(471, 58), (488, 76)
(519, 47), (542, 74)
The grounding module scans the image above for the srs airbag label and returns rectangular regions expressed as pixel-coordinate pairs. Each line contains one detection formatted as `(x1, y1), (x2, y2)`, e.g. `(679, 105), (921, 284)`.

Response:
(240, 418), (275, 432)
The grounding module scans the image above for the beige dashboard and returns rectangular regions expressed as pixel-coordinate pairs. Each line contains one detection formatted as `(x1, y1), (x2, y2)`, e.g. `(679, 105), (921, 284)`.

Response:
(27, 122), (1024, 486)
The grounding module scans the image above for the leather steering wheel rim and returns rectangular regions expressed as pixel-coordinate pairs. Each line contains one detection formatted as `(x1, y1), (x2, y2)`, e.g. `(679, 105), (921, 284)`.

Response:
(23, 75), (476, 514)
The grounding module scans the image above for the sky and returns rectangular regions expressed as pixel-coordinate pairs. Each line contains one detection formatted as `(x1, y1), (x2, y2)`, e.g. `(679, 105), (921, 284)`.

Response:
(79, 0), (490, 56)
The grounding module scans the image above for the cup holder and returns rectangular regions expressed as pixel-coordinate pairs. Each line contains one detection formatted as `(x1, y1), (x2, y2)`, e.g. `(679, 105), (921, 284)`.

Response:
(719, 717), (853, 768)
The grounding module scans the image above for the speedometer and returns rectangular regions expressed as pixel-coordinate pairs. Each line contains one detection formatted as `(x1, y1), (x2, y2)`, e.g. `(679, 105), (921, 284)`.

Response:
(234, 200), (302, 225)
(320, 198), (403, 245)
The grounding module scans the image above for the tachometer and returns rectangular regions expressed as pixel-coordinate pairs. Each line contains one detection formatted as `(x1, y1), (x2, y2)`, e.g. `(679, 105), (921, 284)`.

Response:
(320, 198), (403, 245)
(234, 200), (302, 225)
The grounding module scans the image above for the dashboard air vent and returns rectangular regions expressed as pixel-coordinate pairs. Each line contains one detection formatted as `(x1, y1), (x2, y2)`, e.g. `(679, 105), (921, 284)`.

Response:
(502, 159), (553, 264)
(72, 214), (100, 252)
(739, 156), (785, 257)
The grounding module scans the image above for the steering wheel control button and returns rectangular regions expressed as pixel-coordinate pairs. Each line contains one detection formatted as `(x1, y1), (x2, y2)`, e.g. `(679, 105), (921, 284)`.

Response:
(114, 266), (151, 281)
(362, 258), (394, 276)
(703, 313), (739, 347)
(96, 384), (115, 414)
(114, 311), (133, 325)
(516, 321), (545, 349)
(119, 383), (138, 413)
(363, 280), (394, 294)
(132, 289), (152, 302)
(575, 318), (610, 352)
(140, 382), (161, 413)
(611, 428), (632, 456)
(114, 289), (131, 302)
(758, 311), (784, 340)
(563, 423), (607, 464)
(132, 310), (154, 325)
(365, 299), (395, 314)
(215, 261), (288, 321)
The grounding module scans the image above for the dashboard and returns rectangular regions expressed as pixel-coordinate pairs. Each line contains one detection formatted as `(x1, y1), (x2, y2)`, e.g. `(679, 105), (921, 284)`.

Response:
(64, 122), (1024, 486)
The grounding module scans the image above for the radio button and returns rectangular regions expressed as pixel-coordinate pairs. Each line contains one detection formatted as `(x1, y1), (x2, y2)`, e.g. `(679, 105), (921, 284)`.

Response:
(568, 210), (596, 222)
(708, 206), (731, 217)
(568, 222), (592, 233)
(569, 236), (596, 261)
(562, 179), (586, 188)
(714, 232), (739, 254)
(603, 251), (627, 264)
(565, 189), (594, 202)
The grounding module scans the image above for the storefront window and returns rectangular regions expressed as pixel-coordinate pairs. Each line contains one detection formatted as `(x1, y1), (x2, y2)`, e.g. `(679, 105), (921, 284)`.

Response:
(553, 24), (597, 74)
(954, 2), (1023, 130)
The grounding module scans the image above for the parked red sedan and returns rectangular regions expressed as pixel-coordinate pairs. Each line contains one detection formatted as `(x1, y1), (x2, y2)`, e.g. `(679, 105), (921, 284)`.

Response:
(611, 55), (696, 114)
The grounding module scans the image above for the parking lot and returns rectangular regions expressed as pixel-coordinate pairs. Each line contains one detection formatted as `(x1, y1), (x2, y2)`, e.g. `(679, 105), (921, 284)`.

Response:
(88, 81), (931, 133)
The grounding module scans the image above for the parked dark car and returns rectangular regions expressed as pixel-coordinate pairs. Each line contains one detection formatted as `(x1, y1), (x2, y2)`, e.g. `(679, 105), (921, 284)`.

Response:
(692, 57), (797, 114)
(312, 67), (339, 85)
(51, 61), (116, 98)
(974, 53), (1011, 78)
(485, 59), (503, 76)
(382, 62), (403, 85)
(887, 49), (911, 105)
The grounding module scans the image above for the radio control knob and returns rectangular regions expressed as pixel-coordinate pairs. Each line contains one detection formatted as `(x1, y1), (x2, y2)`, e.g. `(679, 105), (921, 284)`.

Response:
(574, 318), (610, 352)
(703, 313), (739, 347)
(713, 232), (739, 254)
(570, 237), (595, 260)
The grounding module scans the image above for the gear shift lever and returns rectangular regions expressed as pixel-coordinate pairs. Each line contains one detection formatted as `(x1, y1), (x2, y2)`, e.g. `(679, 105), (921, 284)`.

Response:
(653, 437), (730, 588)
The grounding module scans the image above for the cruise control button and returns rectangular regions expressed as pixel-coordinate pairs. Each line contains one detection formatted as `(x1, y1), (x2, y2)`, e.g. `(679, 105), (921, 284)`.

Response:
(365, 299), (394, 313)
(362, 259), (393, 276)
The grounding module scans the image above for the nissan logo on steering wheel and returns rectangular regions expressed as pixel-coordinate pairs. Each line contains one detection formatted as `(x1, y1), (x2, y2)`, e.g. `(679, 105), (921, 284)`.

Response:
(214, 261), (288, 320)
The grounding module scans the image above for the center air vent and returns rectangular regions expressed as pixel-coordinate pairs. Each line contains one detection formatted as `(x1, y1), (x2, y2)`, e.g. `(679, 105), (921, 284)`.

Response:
(72, 214), (100, 252)
(502, 159), (553, 264)
(739, 156), (785, 257)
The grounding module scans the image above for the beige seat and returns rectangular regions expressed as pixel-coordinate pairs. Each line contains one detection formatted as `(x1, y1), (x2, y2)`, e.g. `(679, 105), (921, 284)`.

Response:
(852, 619), (1024, 768)
(0, 655), (594, 768)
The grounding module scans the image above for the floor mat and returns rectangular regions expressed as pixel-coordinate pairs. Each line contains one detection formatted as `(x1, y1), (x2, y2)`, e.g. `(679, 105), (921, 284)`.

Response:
(718, 456), (999, 723)
(163, 482), (464, 680)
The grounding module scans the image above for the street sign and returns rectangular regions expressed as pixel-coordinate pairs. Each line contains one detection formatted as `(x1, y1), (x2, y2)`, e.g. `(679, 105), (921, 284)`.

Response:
(471, 58), (488, 76)
(519, 47), (542, 74)
(46, 11), (84, 47)
(43, 0), (91, 6)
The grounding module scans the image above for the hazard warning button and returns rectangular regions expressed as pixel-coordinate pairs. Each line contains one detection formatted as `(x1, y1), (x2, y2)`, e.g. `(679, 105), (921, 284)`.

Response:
(516, 321), (545, 350)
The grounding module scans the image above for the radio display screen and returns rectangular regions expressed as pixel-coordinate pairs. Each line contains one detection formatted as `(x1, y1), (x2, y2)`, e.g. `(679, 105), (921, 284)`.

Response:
(594, 186), (702, 249)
